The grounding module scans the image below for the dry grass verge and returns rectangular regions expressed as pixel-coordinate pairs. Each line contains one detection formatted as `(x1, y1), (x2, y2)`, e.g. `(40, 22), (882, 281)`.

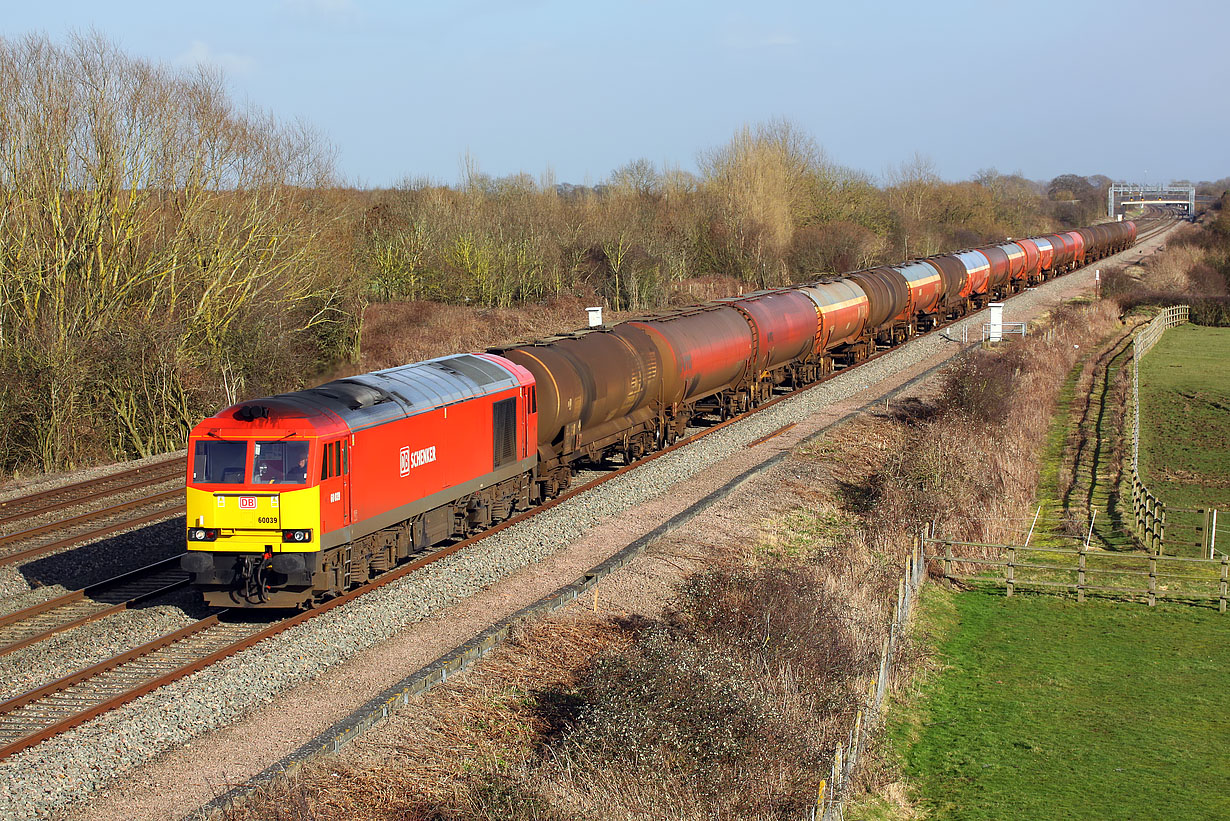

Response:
(865, 301), (1125, 558)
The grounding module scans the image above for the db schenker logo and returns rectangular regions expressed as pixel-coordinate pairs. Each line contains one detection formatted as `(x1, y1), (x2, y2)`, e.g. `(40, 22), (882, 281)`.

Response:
(400, 445), (436, 477)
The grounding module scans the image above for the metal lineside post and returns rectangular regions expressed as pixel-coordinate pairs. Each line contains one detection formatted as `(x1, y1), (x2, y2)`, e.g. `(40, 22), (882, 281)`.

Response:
(1212, 509), (1219, 560)
(1024, 506), (1041, 546)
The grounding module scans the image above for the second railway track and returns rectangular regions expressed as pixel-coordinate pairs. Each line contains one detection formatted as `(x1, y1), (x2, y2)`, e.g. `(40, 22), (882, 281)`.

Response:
(0, 459), (187, 568)
(0, 557), (190, 658)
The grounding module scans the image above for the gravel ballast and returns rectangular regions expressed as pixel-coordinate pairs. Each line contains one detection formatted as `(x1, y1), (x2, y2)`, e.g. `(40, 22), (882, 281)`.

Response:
(0, 230), (1174, 820)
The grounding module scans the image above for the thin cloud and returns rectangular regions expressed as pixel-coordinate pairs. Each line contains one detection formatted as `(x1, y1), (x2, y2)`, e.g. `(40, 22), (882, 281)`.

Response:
(176, 41), (256, 75)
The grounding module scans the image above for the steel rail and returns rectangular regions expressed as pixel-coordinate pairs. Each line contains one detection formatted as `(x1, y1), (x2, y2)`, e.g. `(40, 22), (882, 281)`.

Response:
(0, 464), (185, 530)
(0, 557), (189, 658)
(0, 220), (1175, 762)
(0, 492), (186, 567)
(0, 457), (186, 525)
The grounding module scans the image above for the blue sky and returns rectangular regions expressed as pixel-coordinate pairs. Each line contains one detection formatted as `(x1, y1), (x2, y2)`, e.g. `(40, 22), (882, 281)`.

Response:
(4, 0), (1227, 187)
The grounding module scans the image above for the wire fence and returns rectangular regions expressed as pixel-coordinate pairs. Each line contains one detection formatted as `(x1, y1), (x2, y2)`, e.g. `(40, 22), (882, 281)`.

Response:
(808, 536), (925, 821)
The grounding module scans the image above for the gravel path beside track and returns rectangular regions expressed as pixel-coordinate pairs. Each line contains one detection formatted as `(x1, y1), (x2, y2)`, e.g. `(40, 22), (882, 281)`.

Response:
(0, 226), (1174, 821)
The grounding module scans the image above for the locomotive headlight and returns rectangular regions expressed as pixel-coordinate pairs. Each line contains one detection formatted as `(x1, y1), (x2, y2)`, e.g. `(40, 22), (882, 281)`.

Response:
(190, 528), (206, 541)
(282, 529), (312, 543)
(188, 528), (218, 541)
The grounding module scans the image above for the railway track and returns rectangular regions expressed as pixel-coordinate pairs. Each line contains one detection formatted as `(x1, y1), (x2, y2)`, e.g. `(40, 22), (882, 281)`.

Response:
(0, 220), (1177, 762)
(0, 458), (187, 567)
(0, 557), (190, 658)
(0, 457), (185, 526)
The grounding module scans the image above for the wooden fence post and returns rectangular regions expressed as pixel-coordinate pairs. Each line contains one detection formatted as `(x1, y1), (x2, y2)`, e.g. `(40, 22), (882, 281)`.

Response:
(1220, 556), (1228, 615)
(943, 541), (952, 582)
(1133, 480), (1143, 533)
(1159, 502), (1166, 555)
(1078, 543), (1087, 603)
(1006, 545), (1015, 597)
(1148, 555), (1157, 606)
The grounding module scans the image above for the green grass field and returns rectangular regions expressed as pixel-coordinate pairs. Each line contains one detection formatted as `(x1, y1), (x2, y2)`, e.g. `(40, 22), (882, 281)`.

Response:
(877, 588), (1230, 820)
(1139, 324), (1230, 556)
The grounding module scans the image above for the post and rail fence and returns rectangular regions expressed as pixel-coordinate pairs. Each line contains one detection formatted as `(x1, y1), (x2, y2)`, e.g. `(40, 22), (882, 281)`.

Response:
(927, 536), (1229, 613)
(1125, 305), (1226, 556)
(805, 307), (1226, 816)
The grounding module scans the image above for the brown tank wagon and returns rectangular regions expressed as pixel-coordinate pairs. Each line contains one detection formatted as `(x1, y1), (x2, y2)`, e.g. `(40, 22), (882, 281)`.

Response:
(920, 255), (970, 311)
(492, 326), (665, 459)
(847, 268), (910, 333)
(975, 245), (1012, 296)
(1041, 233), (1076, 271)
(995, 242), (1027, 287)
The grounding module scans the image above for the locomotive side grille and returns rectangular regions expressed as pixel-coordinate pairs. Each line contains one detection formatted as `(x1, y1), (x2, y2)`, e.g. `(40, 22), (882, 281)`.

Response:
(492, 397), (517, 468)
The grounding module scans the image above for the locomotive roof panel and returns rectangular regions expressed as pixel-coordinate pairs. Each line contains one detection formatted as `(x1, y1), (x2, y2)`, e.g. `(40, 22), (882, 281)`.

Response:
(221, 354), (523, 434)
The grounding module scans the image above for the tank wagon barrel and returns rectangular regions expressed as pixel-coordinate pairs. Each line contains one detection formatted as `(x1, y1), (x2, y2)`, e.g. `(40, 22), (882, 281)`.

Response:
(1012, 238), (1042, 283)
(976, 245), (1012, 296)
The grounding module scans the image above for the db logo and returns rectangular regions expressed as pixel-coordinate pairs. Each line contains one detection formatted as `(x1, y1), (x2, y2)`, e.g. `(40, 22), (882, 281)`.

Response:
(239, 497), (257, 510)
(400, 445), (436, 477)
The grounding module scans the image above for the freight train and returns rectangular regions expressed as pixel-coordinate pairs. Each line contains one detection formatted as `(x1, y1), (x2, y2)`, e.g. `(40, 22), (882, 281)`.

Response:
(182, 221), (1137, 607)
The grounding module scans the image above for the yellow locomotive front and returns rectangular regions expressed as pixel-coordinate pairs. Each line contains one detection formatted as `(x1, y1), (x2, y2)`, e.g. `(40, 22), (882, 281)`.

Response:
(182, 407), (330, 607)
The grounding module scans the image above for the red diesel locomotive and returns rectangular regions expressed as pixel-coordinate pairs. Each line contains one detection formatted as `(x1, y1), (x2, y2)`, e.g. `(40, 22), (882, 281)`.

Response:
(182, 220), (1137, 607)
(184, 354), (537, 606)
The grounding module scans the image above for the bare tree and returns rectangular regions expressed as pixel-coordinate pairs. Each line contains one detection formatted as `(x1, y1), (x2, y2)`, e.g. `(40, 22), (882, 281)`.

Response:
(0, 32), (345, 469)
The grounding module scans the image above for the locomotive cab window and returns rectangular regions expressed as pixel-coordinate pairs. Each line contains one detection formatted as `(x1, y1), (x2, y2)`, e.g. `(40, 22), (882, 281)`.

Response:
(252, 440), (310, 485)
(193, 440), (247, 484)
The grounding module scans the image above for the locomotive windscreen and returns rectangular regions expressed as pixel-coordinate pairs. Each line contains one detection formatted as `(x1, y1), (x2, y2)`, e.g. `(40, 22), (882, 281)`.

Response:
(193, 440), (247, 484)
